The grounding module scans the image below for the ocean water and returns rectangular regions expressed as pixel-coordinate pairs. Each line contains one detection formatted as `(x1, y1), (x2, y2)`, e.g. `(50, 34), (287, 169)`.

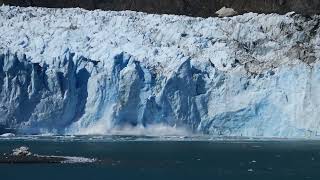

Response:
(0, 136), (320, 180)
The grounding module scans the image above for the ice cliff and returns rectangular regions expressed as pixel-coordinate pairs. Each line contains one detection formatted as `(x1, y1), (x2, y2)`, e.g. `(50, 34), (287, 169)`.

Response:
(0, 5), (320, 137)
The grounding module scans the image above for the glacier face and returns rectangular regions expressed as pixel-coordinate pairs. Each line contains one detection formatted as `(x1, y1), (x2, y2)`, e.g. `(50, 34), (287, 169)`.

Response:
(0, 6), (320, 137)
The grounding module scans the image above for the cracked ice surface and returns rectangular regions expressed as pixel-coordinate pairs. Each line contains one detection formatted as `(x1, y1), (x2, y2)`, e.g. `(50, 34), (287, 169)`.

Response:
(0, 5), (320, 137)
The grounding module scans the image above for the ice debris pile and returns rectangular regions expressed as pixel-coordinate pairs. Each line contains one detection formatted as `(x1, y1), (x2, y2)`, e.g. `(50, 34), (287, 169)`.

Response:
(0, 5), (320, 137)
(12, 146), (32, 156)
(6, 146), (96, 163)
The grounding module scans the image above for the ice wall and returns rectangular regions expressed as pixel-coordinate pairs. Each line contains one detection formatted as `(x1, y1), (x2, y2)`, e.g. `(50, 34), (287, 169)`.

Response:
(0, 6), (320, 137)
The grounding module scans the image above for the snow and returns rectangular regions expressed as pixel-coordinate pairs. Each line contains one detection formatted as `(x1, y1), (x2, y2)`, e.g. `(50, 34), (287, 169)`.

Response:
(215, 7), (237, 17)
(0, 5), (320, 137)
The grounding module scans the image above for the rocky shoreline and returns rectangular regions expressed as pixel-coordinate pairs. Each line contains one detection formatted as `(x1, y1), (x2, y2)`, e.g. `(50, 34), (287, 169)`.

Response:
(0, 0), (319, 17)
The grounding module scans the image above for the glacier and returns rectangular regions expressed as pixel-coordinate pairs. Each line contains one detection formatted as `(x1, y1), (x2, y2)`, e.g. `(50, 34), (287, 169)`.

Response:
(0, 5), (320, 137)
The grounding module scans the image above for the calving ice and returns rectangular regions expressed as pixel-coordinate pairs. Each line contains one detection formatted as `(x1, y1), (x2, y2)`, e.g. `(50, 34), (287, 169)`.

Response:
(0, 5), (320, 137)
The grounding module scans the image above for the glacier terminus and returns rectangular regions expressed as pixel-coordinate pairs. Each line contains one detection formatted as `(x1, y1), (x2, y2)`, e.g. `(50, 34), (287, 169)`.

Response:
(0, 5), (320, 137)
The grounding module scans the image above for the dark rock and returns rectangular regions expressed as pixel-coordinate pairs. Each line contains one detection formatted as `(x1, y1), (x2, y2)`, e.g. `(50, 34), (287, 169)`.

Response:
(0, 0), (320, 17)
(0, 154), (67, 163)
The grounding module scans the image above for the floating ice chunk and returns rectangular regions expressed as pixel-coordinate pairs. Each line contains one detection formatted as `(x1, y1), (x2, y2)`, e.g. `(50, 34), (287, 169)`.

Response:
(0, 133), (15, 137)
(12, 146), (32, 156)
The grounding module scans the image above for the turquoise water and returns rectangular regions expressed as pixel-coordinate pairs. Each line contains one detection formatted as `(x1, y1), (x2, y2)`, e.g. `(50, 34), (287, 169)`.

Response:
(0, 136), (320, 180)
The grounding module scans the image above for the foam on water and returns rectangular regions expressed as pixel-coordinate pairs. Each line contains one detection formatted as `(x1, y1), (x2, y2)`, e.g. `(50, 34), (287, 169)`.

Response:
(55, 156), (96, 164)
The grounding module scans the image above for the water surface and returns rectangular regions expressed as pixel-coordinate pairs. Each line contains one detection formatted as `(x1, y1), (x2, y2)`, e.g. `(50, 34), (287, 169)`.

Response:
(0, 136), (319, 180)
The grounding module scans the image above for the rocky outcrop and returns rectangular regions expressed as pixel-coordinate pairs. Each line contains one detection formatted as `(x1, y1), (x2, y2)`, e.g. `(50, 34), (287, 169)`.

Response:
(0, 0), (319, 17)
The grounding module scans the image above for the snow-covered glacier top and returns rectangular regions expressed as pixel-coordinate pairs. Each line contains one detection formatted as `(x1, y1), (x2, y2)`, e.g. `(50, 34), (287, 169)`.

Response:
(0, 5), (320, 137)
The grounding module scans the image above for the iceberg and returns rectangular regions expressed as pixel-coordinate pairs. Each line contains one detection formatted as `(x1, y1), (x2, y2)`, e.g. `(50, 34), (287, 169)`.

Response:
(0, 5), (320, 137)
